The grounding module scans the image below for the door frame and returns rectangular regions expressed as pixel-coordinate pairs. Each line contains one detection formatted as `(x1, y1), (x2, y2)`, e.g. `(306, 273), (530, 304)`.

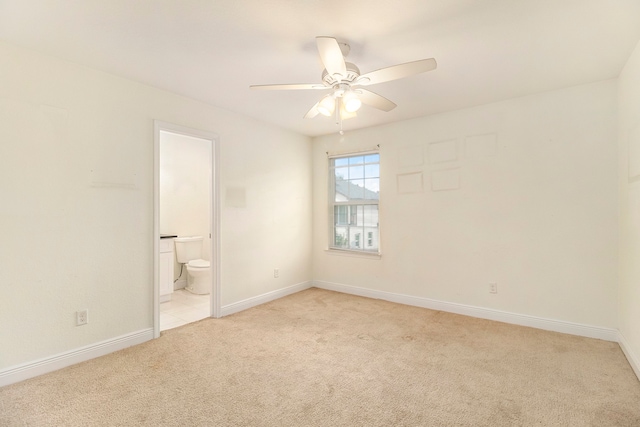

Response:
(153, 120), (221, 338)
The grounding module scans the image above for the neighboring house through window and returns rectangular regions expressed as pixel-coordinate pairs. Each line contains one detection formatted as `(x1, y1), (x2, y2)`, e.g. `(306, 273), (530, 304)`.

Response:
(329, 152), (379, 252)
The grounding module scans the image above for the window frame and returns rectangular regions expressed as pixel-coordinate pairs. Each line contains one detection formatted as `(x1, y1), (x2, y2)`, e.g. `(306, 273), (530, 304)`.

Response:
(328, 151), (380, 255)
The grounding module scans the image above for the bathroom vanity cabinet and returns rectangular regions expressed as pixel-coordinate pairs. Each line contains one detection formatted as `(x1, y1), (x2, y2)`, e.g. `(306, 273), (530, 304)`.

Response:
(159, 238), (175, 302)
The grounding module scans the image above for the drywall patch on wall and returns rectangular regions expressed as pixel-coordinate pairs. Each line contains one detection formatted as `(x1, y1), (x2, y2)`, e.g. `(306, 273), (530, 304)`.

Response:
(428, 139), (458, 164)
(225, 186), (246, 208)
(629, 123), (640, 182)
(397, 172), (424, 194)
(398, 145), (424, 168)
(431, 168), (460, 191)
(465, 133), (497, 158)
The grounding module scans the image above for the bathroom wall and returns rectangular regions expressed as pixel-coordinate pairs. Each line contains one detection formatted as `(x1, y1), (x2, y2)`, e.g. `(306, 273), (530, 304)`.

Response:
(312, 79), (618, 330)
(618, 39), (640, 378)
(160, 131), (212, 285)
(0, 40), (312, 371)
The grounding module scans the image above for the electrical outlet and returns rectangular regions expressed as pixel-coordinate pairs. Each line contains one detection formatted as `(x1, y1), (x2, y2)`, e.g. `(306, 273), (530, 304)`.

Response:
(489, 283), (498, 294)
(274, 268), (279, 278)
(76, 309), (88, 326)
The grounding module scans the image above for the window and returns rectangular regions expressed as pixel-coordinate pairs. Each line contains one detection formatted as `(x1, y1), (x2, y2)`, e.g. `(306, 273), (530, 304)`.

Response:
(330, 153), (379, 252)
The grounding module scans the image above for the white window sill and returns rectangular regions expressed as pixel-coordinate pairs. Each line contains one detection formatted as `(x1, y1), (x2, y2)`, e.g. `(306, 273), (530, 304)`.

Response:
(324, 248), (382, 259)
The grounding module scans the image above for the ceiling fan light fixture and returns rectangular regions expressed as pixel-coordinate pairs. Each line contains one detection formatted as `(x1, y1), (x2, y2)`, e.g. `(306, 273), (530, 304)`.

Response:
(342, 91), (362, 113)
(317, 95), (335, 116)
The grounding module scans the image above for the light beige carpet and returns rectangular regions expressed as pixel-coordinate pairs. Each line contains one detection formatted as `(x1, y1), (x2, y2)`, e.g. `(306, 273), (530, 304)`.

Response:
(1, 288), (639, 426)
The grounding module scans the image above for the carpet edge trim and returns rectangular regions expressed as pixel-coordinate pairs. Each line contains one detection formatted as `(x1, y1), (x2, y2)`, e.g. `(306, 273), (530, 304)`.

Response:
(220, 281), (313, 316)
(0, 328), (154, 387)
(313, 281), (618, 341)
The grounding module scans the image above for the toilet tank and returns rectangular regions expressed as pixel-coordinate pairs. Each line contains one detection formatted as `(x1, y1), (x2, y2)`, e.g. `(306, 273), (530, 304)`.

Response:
(174, 236), (204, 263)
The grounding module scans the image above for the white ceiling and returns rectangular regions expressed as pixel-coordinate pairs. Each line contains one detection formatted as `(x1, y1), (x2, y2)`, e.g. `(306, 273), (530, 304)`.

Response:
(1, 0), (639, 137)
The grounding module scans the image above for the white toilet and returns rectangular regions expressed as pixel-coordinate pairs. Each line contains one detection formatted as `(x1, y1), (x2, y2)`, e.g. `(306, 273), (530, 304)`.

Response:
(174, 236), (211, 295)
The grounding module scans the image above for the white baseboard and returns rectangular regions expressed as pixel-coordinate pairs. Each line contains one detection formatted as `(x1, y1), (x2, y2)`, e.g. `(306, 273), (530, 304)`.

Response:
(313, 281), (619, 342)
(3, 283), (632, 388)
(618, 331), (640, 381)
(0, 328), (154, 388)
(221, 281), (313, 317)
(173, 278), (187, 290)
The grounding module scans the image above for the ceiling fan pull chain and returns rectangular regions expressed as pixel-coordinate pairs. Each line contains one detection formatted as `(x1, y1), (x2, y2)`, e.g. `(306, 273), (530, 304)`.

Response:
(338, 102), (345, 136)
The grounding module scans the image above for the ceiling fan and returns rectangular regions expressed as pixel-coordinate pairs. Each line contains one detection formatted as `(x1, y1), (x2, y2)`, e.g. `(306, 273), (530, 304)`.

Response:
(250, 36), (437, 127)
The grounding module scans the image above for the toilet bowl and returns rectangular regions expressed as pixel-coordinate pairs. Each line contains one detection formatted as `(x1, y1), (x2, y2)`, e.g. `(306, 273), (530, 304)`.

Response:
(185, 259), (210, 295)
(174, 236), (211, 295)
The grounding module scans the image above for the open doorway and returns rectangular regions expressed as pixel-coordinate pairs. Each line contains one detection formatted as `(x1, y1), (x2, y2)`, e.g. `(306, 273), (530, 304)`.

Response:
(153, 121), (220, 338)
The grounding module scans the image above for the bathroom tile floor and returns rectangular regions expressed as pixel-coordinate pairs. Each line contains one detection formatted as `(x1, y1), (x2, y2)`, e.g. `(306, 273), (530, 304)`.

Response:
(160, 289), (210, 331)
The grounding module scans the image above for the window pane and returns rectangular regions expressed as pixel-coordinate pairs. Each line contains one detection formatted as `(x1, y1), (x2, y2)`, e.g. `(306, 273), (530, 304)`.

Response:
(332, 205), (379, 251)
(334, 157), (348, 167)
(349, 205), (357, 225)
(363, 205), (378, 227)
(334, 169), (349, 202)
(335, 166), (348, 180)
(365, 226), (378, 251)
(349, 227), (364, 249)
(364, 178), (379, 199)
(334, 206), (348, 225)
(365, 154), (379, 163)
(356, 205), (364, 226)
(349, 156), (365, 165)
(364, 164), (379, 178)
(349, 179), (365, 200)
(334, 227), (348, 248)
(349, 165), (364, 180)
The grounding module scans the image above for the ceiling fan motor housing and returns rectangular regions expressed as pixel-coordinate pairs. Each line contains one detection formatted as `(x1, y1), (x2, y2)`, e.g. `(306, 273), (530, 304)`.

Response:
(322, 62), (361, 87)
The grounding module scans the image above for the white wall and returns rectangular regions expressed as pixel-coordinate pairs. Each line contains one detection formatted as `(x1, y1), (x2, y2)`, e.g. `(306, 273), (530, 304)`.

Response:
(313, 79), (618, 329)
(0, 35), (629, 378)
(618, 39), (640, 377)
(0, 40), (312, 370)
(160, 131), (212, 280)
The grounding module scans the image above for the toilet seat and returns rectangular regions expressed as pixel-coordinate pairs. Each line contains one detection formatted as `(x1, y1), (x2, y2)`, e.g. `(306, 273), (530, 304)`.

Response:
(188, 259), (210, 269)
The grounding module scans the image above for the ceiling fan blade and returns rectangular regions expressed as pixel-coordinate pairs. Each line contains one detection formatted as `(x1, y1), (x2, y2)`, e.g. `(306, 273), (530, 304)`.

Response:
(304, 102), (320, 119)
(357, 89), (397, 112)
(316, 36), (347, 77)
(358, 58), (437, 86)
(250, 83), (326, 91)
